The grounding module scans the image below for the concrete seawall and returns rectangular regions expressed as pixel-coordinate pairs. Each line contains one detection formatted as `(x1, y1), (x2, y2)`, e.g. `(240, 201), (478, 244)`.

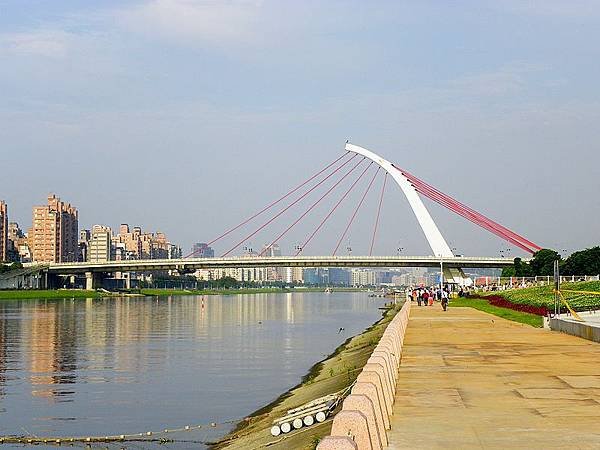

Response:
(549, 313), (600, 343)
(317, 299), (411, 450)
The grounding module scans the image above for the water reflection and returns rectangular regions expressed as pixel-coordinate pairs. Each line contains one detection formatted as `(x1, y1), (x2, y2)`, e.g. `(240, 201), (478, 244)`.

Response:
(0, 292), (382, 447)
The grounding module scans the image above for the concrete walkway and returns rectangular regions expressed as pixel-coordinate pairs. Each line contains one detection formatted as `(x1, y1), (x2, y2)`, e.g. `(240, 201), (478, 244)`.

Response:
(387, 306), (600, 449)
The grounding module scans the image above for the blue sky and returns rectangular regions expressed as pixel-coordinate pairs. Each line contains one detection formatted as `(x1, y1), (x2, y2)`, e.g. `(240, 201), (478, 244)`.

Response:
(1, 1), (599, 257)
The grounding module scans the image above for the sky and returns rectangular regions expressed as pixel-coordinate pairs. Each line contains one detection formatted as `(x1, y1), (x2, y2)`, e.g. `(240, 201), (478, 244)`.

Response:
(1, 0), (599, 258)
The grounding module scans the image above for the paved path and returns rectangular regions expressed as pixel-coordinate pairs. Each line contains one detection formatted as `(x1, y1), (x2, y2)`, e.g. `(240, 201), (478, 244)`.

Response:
(387, 306), (600, 449)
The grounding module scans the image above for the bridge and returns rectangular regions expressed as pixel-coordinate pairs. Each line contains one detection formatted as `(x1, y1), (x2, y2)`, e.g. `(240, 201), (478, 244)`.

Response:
(36, 255), (518, 289)
(29, 143), (540, 290)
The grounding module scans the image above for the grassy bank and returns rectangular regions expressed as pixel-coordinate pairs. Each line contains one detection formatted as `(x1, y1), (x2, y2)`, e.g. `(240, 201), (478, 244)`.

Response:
(450, 297), (543, 327)
(0, 289), (105, 300)
(211, 301), (402, 450)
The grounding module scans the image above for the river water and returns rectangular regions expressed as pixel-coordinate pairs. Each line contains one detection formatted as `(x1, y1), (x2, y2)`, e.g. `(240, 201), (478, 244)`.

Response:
(0, 292), (384, 448)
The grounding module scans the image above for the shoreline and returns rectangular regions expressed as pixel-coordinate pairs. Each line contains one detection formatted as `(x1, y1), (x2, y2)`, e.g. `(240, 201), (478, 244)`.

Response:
(210, 300), (402, 450)
(0, 287), (365, 301)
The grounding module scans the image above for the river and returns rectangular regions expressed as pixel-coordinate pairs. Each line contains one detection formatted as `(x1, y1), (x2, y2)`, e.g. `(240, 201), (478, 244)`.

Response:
(0, 291), (385, 449)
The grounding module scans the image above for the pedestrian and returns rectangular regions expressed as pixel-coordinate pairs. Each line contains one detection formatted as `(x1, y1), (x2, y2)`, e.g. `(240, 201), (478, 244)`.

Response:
(441, 289), (449, 311)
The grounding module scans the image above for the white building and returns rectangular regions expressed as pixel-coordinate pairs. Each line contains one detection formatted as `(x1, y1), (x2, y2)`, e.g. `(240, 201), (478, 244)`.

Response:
(351, 269), (376, 287)
(88, 225), (112, 263)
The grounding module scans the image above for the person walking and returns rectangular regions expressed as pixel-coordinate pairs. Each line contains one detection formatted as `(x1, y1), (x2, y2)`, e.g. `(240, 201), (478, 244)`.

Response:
(441, 289), (449, 311)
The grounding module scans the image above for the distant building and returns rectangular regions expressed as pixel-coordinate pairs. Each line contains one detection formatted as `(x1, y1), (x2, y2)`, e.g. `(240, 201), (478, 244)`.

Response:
(7, 222), (28, 262)
(0, 201), (8, 262)
(31, 194), (79, 263)
(88, 225), (112, 263)
(329, 268), (350, 286)
(113, 224), (176, 260)
(191, 242), (214, 258)
(351, 269), (376, 287)
(78, 229), (90, 262)
(303, 268), (321, 285)
(285, 267), (304, 284)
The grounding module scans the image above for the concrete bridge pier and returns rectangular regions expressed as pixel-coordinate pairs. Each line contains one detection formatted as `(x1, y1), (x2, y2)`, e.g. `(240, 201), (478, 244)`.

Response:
(85, 272), (104, 290)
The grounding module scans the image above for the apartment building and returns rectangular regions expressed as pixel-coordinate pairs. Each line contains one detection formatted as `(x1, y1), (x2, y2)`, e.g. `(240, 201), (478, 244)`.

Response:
(31, 194), (79, 263)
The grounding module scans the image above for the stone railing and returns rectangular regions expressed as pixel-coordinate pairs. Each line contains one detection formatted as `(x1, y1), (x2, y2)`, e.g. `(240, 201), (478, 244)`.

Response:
(317, 299), (411, 450)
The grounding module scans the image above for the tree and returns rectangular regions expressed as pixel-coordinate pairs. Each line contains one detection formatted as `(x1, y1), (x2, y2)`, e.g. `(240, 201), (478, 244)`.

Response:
(502, 257), (532, 277)
(562, 246), (600, 276)
(529, 249), (561, 276)
(214, 276), (239, 289)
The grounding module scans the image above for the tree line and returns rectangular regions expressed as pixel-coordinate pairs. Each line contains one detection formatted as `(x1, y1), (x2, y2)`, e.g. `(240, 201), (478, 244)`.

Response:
(502, 247), (600, 277)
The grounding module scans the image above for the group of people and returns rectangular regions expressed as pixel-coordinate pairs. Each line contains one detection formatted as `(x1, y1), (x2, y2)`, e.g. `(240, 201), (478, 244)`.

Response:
(408, 286), (450, 310)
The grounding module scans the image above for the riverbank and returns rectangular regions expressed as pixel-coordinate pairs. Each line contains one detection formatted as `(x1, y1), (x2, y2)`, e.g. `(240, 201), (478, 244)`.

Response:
(211, 300), (402, 450)
(0, 289), (106, 299)
(0, 287), (364, 300)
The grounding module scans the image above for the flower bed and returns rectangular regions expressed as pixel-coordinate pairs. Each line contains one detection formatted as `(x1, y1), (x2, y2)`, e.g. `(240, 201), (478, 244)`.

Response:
(476, 281), (600, 315)
(476, 294), (549, 316)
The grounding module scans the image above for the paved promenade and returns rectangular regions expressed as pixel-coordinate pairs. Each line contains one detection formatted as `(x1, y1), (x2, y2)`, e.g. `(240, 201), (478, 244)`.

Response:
(387, 306), (600, 449)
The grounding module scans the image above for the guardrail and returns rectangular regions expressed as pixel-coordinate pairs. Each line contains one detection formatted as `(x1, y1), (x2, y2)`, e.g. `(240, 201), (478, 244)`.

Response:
(317, 299), (412, 450)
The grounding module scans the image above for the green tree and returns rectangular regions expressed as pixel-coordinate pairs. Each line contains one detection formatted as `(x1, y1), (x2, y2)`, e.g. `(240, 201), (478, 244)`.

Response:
(529, 249), (561, 276)
(562, 246), (600, 276)
(502, 257), (532, 277)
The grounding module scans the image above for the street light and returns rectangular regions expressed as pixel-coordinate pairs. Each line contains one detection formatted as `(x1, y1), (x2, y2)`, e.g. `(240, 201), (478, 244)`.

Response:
(438, 254), (444, 290)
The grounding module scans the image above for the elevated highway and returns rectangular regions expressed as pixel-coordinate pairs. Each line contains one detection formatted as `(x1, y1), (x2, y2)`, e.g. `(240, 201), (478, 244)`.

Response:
(36, 255), (517, 274)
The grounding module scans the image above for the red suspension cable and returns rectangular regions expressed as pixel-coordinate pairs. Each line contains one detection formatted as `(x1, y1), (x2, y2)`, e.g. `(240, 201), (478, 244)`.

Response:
(369, 172), (388, 256)
(332, 166), (381, 256)
(260, 157), (367, 256)
(412, 181), (536, 254)
(393, 165), (540, 253)
(295, 162), (374, 256)
(185, 152), (350, 258)
(409, 173), (540, 251)
(221, 153), (359, 257)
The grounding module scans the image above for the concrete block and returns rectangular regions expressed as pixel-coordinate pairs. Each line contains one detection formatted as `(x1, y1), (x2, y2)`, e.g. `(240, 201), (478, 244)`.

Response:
(357, 370), (392, 420)
(330, 410), (373, 450)
(351, 382), (388, 445)
(379, 336), (401, 365)
(343, 394), (385, 449)
(374, 342), (399, 369)
(317, 436), (358, 450)
(369, 353), (396, 386)
(363, 362), (394, 401)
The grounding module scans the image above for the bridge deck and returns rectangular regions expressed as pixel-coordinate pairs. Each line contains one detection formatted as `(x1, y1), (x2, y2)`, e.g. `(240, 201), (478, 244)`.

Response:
(388, 306), (600, 449)
(34, 255), (517, 274)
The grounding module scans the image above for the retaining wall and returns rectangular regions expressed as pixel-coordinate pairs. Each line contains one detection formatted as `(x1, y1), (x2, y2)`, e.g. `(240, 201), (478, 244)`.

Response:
(549, 317), (600, 343)
(317, 299), (411, 450)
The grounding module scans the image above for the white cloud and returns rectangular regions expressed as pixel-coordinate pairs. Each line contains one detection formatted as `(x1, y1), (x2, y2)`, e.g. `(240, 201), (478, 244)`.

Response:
(116, 0), (264, 45)
(1, 30), (72, 58)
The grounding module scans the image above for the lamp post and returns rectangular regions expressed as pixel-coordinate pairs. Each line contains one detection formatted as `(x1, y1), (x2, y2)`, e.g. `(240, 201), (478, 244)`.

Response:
(439, 254), (444, 290)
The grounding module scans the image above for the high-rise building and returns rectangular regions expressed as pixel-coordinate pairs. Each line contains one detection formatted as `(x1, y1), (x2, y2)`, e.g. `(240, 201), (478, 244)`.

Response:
(191, 243), (214, 258)
(6, 222), (31, 262)
(31, 194), (79, 263)
(88, 225), (112, 263)
(0, 201), (7, 262)
(78, 229), (90, 262)
(329, 268), (350, 286)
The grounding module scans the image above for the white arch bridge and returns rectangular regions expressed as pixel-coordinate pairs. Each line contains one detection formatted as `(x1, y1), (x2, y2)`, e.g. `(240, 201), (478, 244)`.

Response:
(30, 143), (538, 290)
